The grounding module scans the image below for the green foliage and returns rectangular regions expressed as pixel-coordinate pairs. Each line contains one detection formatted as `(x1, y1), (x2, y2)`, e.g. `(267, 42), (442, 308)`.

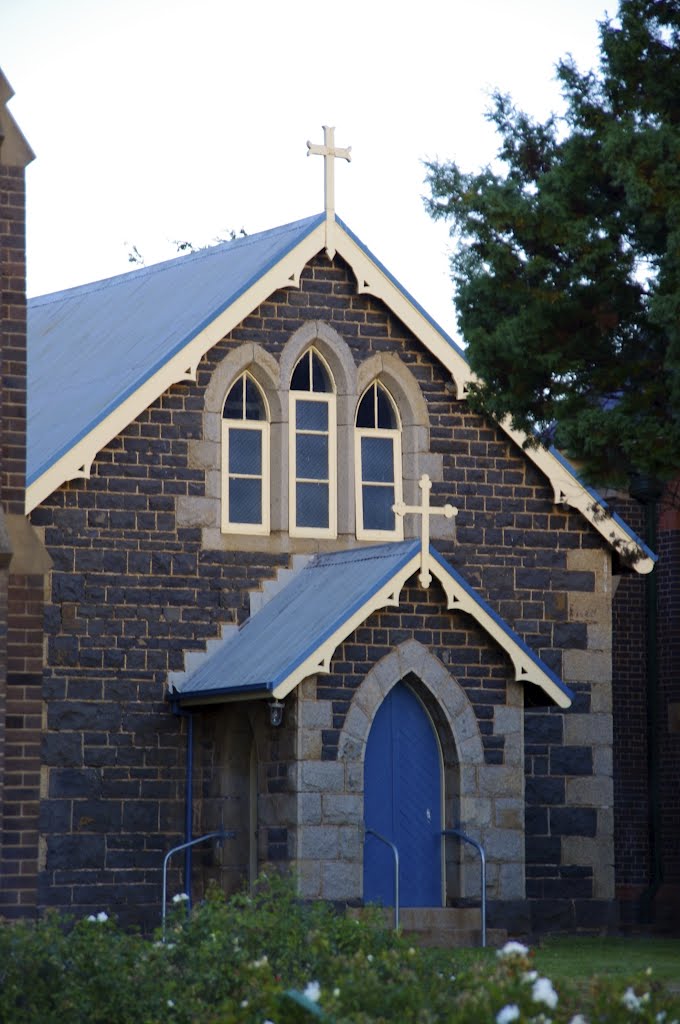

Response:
(1, 876), (679, 1022)
(425, 0), (680, 487)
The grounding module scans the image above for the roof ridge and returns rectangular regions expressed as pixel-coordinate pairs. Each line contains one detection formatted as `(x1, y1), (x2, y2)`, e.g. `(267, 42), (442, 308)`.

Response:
(313, 540), (418, 566)
(28, 212), (325, 305)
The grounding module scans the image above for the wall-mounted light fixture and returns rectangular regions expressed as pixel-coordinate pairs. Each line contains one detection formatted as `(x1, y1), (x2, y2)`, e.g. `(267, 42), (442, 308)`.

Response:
(268, 698), (285, 727)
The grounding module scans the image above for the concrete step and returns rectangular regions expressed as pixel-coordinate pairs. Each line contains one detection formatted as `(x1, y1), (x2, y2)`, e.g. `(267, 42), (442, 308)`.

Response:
(350, 906), (507, 948)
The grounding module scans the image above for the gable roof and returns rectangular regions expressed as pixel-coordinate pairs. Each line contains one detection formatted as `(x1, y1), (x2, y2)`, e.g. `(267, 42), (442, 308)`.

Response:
(27, 212), (654, 572)
(27, 214), (324, 497)
(168, 540), (574, 709)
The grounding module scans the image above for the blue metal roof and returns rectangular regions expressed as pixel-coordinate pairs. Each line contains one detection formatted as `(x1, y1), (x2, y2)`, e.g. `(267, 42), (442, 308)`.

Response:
(26, 213), (324, 484)
(172, 541), (573, 706)
(173, 541), (421, 700)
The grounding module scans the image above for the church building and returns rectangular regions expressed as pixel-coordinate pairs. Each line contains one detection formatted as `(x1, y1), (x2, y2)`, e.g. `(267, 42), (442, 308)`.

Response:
(2, 86), (678, 938)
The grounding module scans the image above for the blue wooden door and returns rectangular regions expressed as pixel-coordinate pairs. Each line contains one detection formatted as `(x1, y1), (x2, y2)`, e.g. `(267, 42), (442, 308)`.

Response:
(363, 682), (442, 907)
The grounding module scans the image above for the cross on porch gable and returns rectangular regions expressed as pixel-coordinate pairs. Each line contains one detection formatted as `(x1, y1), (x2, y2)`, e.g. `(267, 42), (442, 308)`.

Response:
(393, 474), (458, 589)
(307, 125), (351, 221)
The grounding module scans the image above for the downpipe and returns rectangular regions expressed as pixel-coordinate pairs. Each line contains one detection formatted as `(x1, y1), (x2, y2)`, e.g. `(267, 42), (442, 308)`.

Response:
(171, 701), (195, 907)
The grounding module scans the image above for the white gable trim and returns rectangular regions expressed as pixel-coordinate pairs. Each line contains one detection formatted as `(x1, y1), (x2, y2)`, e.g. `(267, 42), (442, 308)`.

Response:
(268, 549), (572, 706)
(327, 220), (474, 401)
(497, 418), (654, 573)
(269, 560), (415, 700)
(426, 552), (572, 708)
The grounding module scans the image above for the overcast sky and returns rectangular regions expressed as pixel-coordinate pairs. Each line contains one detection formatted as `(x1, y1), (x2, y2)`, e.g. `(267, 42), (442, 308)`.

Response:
(4, 0), (613, 339)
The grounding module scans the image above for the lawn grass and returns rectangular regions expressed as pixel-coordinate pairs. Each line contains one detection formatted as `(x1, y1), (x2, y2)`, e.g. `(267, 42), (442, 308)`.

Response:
(434, 936), (680, 990)
(533, 937), (680, 986)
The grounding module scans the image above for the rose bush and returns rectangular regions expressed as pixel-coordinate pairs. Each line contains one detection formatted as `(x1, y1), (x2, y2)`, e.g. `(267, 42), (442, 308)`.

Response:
(0, 875), (678, 1023)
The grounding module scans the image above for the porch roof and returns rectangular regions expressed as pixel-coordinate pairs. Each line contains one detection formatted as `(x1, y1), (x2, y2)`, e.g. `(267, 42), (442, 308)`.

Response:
(168, 541), (573, 709)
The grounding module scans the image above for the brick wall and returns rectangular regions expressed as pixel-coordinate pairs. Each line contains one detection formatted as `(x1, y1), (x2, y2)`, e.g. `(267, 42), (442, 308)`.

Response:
(0, 558), (7, 828)
(612, 572), (649, 898)
(657, 518), (680, 891)
(0, 162), (27, 515)
(609, 485), (680, 928)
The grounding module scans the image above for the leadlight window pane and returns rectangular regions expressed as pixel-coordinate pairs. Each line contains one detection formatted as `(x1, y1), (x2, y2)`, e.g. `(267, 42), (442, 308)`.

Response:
(356, 389), (374, 428)
(361, 436), (394, 483)
(377, 386), (397, 428)
(296, 400), (328, 431)
(291, 354), (310, 391)
(311, 352), (331, 393)
(291, 350), (332, 393)
(223, 377), (244, 419)
(297, 482), (329, 528)
(229, 429), (262, 475)
(362, 485), (395, 532)
(297, 434), (328, 479)
(229, 478), (262, 524)
(245, 377), (265, 420)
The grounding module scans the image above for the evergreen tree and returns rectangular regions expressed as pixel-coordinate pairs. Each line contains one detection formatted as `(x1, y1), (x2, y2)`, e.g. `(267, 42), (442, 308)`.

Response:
(425, 0), (680, 487)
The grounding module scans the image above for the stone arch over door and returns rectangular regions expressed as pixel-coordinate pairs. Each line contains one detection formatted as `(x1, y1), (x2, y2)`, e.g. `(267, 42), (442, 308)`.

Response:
(337, 639), (525, 904)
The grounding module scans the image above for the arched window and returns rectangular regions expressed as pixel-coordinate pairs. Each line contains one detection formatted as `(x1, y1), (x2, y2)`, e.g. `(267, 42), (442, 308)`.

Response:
(355, 381), (403, 540)
(222, 373), (270, 534)
(289, 348), (337, 537)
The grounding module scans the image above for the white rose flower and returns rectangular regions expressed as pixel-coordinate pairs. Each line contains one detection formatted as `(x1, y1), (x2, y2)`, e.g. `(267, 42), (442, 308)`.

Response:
(497, 940), (529, 959)
(532, 976), (558, 1009)
(622, 987), (642, 1012)
(303, 981), (321, 1003)
(496, 1004), (520, 1024)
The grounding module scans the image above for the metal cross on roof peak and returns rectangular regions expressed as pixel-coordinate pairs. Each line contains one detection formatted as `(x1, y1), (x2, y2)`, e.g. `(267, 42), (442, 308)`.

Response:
(307, 125), (351, 222)
(393, 474), (458, 589)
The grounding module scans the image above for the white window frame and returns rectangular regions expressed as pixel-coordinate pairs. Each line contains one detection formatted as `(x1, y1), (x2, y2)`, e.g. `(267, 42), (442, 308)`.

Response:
(355, 385), (403, 542)
(221, 375), (270, 535)
(289, 350), (337, 539)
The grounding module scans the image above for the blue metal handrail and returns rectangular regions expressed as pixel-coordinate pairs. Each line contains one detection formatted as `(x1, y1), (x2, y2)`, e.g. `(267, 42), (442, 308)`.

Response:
(365, 827), (400, 930)
(442, 827), (487, 947)
(161, 830), (234, 940)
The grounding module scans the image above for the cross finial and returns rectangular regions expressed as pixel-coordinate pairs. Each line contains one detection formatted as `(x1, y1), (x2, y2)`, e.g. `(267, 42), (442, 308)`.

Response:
(307, 125), (351, 222)
(393, 475), (458, 588)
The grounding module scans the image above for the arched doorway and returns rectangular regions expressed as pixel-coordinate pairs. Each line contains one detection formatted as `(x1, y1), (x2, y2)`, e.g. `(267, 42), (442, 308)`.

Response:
(363, 681), (443, 907)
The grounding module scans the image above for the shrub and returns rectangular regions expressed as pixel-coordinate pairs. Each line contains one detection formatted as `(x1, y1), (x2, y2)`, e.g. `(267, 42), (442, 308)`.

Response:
(0, 875), (678, 1023)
